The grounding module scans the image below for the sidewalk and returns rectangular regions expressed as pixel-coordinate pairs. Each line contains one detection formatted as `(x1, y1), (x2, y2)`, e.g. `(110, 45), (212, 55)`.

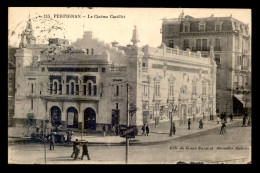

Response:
(9, 118), (242, 146)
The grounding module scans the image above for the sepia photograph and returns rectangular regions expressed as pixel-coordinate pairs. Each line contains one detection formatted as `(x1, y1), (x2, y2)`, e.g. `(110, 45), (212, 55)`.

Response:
(8, 7), (251, 164)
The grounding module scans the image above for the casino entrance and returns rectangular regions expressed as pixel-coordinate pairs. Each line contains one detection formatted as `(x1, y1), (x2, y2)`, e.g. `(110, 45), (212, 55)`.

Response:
(84, 108), (96, 130)
(50, 106), (61, 126)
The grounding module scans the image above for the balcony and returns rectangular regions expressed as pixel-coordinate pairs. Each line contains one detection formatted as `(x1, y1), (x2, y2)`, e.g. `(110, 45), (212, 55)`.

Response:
(214, 46), (221, 51)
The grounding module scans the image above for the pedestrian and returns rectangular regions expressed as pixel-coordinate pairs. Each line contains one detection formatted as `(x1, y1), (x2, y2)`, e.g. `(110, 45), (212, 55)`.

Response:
(81, 142), (91, 160)
(188, 118), (191, 130)
(102, 124), (106, 137)
(49, 132), (56, 150)
(145, 124), (150, 136)
(71, 139), (77, 158)
(220, 122), (226, 134)
(142, 124), (146, 135)
(242, 116), (247, 127)
(74, 139), (80, 160)
(230, 113), (233, 122)
(172, 122), (176, 135)
(199, 119), (203, 129)
(217, 115), (220, 124)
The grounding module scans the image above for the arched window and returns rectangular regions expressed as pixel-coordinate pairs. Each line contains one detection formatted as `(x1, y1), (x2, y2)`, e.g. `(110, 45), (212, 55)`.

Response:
(88, 83), (92, 96)
(54, 82), (58, 94)
(71, 82), (74, 95)
(86, 49), (89, 55)
(91, 48), (94, 55)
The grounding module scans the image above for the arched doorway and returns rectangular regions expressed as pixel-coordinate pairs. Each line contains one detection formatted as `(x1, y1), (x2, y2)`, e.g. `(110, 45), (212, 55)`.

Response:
(50, 106), (61, 126)
(67, 107), (78, 128)
(84, 108), (96, 130)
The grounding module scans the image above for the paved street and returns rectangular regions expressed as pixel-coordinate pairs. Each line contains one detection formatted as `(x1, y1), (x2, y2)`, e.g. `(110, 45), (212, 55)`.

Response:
(8, 120), (251, 164)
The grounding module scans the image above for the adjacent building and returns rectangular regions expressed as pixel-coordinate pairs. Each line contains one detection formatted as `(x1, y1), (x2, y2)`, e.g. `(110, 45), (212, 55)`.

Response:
(161, 11), (251, 116)
(12, 17), (217, 131)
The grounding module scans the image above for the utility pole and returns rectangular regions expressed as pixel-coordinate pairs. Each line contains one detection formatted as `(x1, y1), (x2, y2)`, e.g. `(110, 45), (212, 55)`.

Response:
(42, 119), (46, 164)
(126, 82), (129, 164)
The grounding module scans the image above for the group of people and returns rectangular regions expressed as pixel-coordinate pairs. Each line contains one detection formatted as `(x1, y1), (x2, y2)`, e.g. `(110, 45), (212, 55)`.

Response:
(141, 124), (150, 136)
(71, 139), (91, 160)
(186, 118), (204, 130)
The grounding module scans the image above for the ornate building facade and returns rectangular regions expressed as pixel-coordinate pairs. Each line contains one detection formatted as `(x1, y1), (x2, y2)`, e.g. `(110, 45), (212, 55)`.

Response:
(13, 17), (216, 131)
(161, 11), (251, 116)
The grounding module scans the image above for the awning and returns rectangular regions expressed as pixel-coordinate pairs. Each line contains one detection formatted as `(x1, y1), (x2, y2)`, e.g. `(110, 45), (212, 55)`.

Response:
(233, 94), (251, 108)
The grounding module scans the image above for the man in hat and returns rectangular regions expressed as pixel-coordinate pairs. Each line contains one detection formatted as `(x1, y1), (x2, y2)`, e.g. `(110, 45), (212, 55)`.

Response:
(49, 132), (56, 150)
(81, 142), (91, 160)
(188, 118), (191, 130)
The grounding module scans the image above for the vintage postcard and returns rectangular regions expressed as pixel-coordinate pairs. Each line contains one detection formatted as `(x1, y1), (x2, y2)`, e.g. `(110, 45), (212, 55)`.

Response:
(8, 7), (251, 164)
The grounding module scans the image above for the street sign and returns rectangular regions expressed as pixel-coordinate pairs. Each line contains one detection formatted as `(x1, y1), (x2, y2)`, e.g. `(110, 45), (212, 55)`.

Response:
(120, 126), (135, 138)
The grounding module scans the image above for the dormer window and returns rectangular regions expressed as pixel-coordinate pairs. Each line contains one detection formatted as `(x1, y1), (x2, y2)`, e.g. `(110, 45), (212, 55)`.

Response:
(199, 21), (206, 31)
(183, 22), (190, 32)
(215, 21), (223, 31)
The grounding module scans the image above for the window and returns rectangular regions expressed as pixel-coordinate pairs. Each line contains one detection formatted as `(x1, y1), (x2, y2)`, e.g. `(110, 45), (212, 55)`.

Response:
(192, 85), (197, 94)
(66, 85), (69, 95)
(31, 99), (33, 110)
(143, 85), (148, 96)
(216, 24), (221, 31)
(215, 55), (220, 64)
(169, 40), (174, 48)
(76, 85), (79, 95)
(142, 63), (146, 67)
(215, 38), (221, 50)
(196, 39), (201, 51)
(50, 84), (53, 94)
(155, 83), (160, 96)
(202, 39), (207, 51)
(184, 39), (189, 50)
(83, 85), (86, 95)
(116, 103), (119, 110)
(88, 83), (92, 96)
(184, 25), (189, 32)
(233, 75), (238, 89)
(217, 74), (220, 88)
(59, 84), (62, 94)
(41, 67), (45, 72)
(202, 85), (206, 95)
(31, 84), (33, 93)
(94, 85), (97, 96)
(86, 49), (89, 54)
(116, 85), (119, 96)
(245, 76), (249, 87)
(71, 82), (74, 95)
(54, 82), (57, 94)
(199, 24), (205, 31)
(102, 68), (106, 72)
(91, 48), (94, 55)
(238, 75), (243, 87)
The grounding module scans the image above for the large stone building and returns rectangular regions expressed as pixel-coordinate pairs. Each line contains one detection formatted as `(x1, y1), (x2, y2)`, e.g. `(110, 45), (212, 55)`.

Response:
(13, 17), (217, 131)
(161, 11), (251, 116)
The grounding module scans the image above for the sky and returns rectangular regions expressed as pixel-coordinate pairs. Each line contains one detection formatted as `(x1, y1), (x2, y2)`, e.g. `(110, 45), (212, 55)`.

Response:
(8, 7), (251, 48)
